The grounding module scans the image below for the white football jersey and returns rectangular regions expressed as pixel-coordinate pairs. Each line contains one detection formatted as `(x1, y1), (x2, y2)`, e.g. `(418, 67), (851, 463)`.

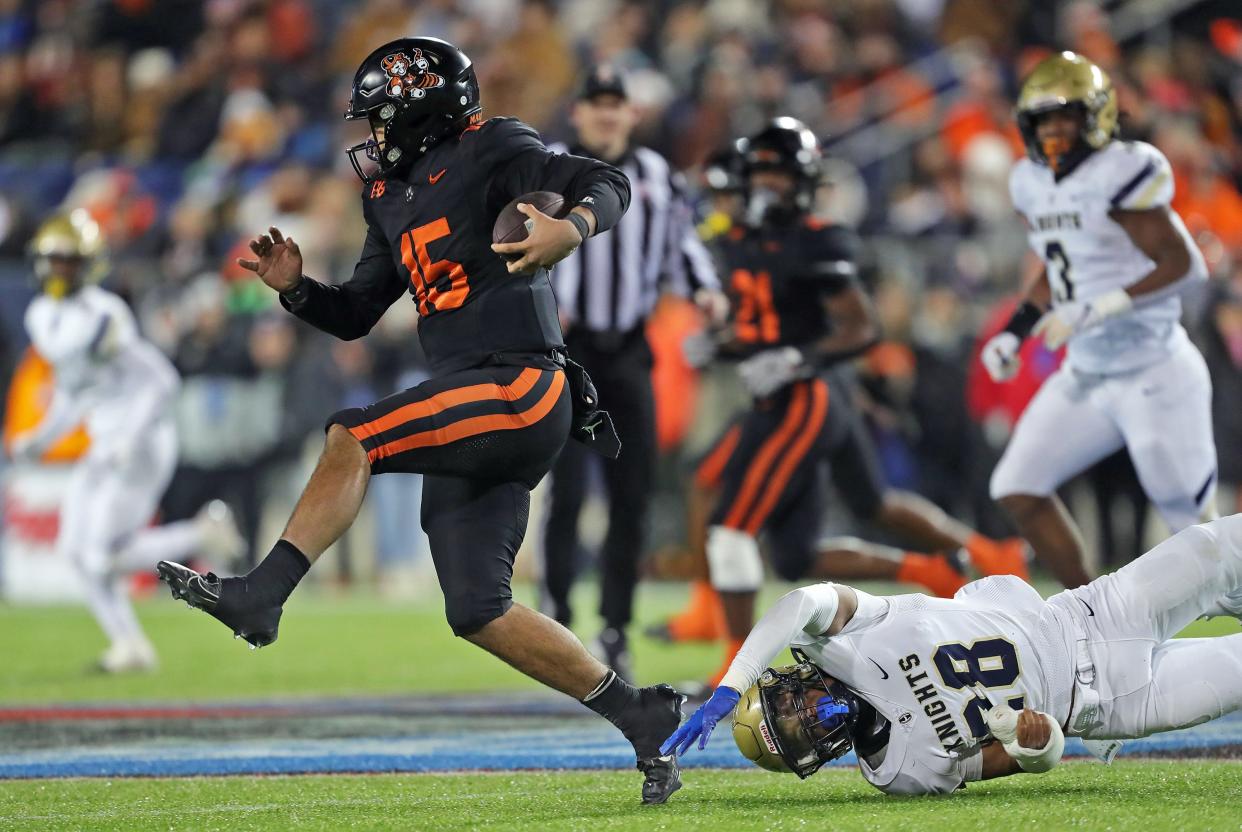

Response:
(1009, 140), (1198, 374)
(24, 285), (179, 447)
(792, 577), (1074, 795)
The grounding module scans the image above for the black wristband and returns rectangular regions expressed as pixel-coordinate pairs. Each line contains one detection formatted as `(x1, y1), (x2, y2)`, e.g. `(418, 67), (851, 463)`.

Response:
(567, 211), (591, 242)
(280, 275), (311, 306)
(1003, 301), (1044, 340)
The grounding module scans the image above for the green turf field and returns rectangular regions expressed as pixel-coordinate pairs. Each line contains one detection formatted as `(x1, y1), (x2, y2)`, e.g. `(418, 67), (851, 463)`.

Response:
(2, 581), (1237, 703)
(2, 763), (1240, 832)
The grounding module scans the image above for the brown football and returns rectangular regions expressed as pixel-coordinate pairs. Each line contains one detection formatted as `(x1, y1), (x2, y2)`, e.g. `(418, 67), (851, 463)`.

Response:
(492, 191), (567, 257)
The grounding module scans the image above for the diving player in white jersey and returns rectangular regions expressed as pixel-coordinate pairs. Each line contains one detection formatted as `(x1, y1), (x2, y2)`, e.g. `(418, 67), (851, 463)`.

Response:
(661, 513), (1242, 796)
(6, 211), (243, 672)
(980, 52), (1214, 587)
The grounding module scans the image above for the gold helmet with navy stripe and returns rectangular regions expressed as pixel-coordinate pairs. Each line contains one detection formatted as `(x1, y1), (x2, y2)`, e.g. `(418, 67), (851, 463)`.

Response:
(1016, 52), (1117, 174)
(732, 662), (863, 779)
(28, 209), (107, 298)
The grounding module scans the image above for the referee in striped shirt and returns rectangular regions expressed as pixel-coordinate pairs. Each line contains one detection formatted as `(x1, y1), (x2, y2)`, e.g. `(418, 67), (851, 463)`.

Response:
(544, 65), (722, 679)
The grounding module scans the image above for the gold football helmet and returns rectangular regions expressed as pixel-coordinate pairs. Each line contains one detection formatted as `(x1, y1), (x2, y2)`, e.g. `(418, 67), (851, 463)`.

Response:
(1016, 51), (1117, 173)
(731, 661), (861, 779)
(28, 209), (107, 298)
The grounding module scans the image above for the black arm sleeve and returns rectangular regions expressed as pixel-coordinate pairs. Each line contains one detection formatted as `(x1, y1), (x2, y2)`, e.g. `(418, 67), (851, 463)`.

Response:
(279, 221), (408, 341)
(477, 118), (630, 234)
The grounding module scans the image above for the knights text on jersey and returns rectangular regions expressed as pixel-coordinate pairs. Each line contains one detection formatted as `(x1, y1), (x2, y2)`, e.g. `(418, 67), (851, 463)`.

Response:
(282, 118), (631, 374)
(792, 577), (1073, 795)
(1009, 140), (1196, 374)
(715, 219), (859, 357)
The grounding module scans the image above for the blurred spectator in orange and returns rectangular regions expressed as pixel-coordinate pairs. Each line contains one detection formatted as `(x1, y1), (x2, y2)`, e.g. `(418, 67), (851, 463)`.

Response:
(941, 50), (1024, 162)
(1160, 122), (1242, 255)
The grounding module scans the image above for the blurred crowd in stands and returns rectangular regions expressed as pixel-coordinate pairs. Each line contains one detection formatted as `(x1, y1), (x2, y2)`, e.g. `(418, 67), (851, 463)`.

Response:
(1, 0), (1241, 576)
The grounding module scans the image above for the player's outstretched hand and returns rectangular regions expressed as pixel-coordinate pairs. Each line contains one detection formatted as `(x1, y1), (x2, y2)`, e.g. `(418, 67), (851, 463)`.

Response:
(660, 686), (741, 756)
(981, 331), (1022, 382)
(490, 204), (584, 275)
(682, 331), (718, 369)
(737, 347), (805, 398)
(237, 226), (304, 293)
(1033, 288), (1132, 351)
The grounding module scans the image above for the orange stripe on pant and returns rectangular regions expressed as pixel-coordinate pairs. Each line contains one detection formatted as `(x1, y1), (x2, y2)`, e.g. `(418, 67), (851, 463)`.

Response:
(722, 384), (809, 530)
(695, 424), (742, 489)
(740, 379), (829, 535)
(364, 370), (565, 464)
(349, 367), (543, 443)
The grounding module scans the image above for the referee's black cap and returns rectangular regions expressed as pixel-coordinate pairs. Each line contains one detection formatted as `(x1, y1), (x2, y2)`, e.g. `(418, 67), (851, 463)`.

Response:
(579, 64), (628, 101)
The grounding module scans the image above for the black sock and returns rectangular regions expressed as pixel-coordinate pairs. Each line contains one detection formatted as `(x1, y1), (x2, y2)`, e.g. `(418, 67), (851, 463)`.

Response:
(242, 539), (310, 607)
(582, 670), (642, 726)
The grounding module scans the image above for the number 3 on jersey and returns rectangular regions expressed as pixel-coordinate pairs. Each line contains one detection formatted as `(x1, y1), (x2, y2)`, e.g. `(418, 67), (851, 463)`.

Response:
(400, 217), (470, 316)
(1045, 241), (1074, 303)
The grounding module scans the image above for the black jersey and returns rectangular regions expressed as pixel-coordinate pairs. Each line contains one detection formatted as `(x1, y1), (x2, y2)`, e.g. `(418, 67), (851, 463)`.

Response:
(716, 217), (860, 358)
(282, 118), (631, 374)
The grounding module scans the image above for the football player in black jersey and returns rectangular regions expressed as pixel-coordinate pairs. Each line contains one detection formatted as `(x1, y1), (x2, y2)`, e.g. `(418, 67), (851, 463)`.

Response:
(687, 118), (1029, 686)
(155, 37), (684, 804)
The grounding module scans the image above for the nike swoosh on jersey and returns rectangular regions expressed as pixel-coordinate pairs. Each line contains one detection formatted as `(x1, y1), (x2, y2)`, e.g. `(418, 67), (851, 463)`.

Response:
(868, 658), (889, 679)
(429, 168), (447, 184)
(1079, 596), (1095, 616)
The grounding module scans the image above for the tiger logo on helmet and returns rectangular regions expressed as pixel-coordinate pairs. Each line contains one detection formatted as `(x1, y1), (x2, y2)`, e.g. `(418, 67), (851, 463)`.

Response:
(381, 49), (445, 100)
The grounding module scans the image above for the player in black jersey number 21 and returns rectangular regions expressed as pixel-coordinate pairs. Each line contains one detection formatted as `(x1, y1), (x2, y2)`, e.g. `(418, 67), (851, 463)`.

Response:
(155, 37), (685, 804)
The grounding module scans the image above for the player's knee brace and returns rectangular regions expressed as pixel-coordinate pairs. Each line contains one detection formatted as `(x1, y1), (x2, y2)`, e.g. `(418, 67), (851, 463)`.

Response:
(706, 525), (763, 592)
(444, 593), (513, 637)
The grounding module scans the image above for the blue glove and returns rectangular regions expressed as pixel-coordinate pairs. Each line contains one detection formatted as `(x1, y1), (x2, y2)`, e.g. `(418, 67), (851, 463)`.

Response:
(660, 686), (742, 756)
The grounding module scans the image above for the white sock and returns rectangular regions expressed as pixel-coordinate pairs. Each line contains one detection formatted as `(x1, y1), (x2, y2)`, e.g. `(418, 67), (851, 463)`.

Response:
(115, 521), (204, 573)
(82, 575), (145, 645)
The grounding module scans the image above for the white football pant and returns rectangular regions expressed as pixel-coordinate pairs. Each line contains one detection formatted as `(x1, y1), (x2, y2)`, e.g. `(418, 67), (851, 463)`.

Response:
(991, 337), (1217, 531)
(1048, 514), (1242, 739)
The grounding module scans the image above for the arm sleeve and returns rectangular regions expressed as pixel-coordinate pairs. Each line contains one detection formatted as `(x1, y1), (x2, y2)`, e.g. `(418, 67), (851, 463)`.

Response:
(801, 225), (861, 294)
(718, 583), (841, 694)
(17, 385), (84, 453)
(479, 119), (631, 234)
(118, 344), (180, 433)
(279, 220), (408, 340)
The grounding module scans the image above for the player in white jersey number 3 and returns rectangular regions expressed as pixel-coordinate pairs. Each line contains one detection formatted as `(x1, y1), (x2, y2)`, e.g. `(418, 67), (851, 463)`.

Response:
(661, 513), (1242, 796)
(981, 52), (1214, 587)
(7, 211), (243, 672)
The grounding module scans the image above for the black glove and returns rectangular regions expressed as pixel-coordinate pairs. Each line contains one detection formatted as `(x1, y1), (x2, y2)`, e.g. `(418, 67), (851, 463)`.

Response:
(563, 357), (621, 459)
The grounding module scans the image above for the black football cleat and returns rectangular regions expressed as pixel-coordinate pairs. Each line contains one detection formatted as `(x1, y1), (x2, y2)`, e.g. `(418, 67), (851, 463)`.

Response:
(638, 754), (681, 805)
(627, 683), (686, 805)
(156, 561), (282, 648)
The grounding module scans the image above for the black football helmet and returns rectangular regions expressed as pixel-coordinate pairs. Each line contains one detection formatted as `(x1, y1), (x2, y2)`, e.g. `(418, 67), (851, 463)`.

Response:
(703, 139), (746, 193)
(345, 37), (482, 183)
(737, 117), (823, 225)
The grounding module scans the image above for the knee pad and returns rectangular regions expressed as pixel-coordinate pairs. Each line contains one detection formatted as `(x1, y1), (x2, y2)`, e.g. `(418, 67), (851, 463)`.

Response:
(707, 525), (763, 592)
(445, 593), (513, 637)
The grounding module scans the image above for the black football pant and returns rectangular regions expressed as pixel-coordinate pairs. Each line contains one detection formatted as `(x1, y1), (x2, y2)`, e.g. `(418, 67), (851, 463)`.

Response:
(543, 328), (656, 631)
(328, 362), (571, 636)
(697, 372), (887, 580)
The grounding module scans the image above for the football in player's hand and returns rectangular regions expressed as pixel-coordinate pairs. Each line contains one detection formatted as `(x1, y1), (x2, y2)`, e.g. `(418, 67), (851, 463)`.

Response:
(492, 191), (566, 260)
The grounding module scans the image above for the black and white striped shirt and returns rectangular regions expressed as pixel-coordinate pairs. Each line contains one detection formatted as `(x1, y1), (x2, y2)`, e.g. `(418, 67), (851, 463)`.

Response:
(549, 143), (719, 334)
